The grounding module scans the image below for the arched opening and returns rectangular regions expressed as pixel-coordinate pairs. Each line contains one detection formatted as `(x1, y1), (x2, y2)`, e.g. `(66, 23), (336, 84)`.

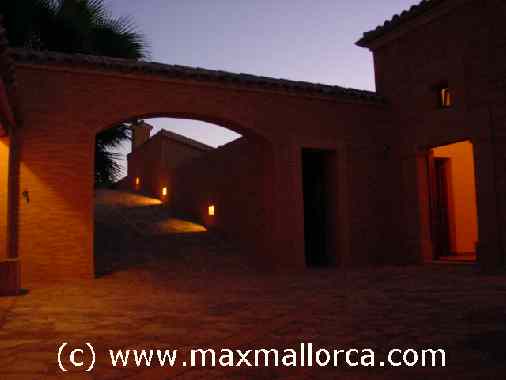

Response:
(92, 115), (273, 276)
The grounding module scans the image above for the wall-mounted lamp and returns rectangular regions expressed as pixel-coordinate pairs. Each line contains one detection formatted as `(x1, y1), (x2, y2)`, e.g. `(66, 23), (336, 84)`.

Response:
(22, 190), (30, 204)
(135, 177), (140, 186)
(440, 87), (452, 107)
(162, 187), (167, 196)
(208, 204), (215, 216)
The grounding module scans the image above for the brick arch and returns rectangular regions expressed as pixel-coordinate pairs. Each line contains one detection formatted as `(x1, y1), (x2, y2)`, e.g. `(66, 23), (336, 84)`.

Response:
(94, 113), (276, 276)
(10, 50), (390, 282)
(13, 64), (301, 282)
(97, 112), (256, 141)
(86, 86), (288, 278)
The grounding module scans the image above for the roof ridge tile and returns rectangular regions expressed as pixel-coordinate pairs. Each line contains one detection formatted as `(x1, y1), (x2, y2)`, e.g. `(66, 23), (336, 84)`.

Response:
(11, 48), (385, 104)
(357, 0), (447, 47)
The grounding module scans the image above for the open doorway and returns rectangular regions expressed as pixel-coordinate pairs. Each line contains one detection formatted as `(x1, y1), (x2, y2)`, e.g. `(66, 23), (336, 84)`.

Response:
(428, 140), (478, 262)
(93, 116), (275, 277)
(0, 135), (9, 259)
(302, 148), (337, 267)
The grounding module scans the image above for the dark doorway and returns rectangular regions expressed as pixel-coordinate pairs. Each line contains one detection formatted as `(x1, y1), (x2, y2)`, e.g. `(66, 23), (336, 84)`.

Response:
(302, 148), (336, 267)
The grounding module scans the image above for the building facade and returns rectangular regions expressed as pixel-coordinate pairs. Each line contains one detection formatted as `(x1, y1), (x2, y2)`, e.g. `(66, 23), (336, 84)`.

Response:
(0, 0), (505, 292)
(122, 120), (213, 201)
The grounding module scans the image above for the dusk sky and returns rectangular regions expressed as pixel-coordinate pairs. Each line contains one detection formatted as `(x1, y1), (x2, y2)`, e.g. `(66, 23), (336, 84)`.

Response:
(107, 0), (420, 174)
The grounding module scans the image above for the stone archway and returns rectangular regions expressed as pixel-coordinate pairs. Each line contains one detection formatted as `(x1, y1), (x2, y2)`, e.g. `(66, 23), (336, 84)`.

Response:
(92, 114), (275, 276)
(8, 49), (389, 283)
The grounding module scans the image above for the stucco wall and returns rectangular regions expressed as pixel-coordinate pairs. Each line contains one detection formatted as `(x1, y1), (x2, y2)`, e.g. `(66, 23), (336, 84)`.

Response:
(12, 62), (391, 282)
(170, 137), (277, 266)
(370, 0), (506, 266)
(2, 0), (504, 285)
(127, 132), (210, 200)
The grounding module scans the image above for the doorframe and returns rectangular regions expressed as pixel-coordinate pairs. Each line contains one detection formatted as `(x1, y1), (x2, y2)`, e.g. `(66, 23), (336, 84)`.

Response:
(300, 146), (340, 267)
(417, 138), (479, 263)
(428, 155), (455, 260)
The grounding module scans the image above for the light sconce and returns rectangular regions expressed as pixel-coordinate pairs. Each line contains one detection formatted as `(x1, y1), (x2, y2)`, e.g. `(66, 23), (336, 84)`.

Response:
(162, 187), (167, 196)
(440, 87), (451, 107)
(135, 177), (140, 186)
(208, 204), (215, 216)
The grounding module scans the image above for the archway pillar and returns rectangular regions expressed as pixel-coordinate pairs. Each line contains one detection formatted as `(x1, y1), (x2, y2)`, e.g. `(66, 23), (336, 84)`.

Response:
(16, 121), (95, 283)
(399, 148), (433, 265)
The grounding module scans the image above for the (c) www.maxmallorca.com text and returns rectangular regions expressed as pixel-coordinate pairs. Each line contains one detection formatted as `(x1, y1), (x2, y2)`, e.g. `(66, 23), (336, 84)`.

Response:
(57, 342), (446, 372)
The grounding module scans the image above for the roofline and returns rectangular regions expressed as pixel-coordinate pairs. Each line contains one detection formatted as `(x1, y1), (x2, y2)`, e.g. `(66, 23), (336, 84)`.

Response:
(131, 120), (154, 131)
(11, 48), (386, 105)
(356, 0), (458, 49)
(155, 129), (214, 152)
(129, 129), (214, 158)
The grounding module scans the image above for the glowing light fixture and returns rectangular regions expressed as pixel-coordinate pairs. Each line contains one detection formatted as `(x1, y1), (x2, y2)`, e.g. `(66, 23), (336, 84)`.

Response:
(208, 204), (215, 216)
(135, 177), (140, 186)
(440, 87), (452, 108)
(162, 187), (167, 196)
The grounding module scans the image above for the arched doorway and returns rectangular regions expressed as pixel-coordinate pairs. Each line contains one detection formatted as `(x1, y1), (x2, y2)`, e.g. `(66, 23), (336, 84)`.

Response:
(11, 51), (376, 282)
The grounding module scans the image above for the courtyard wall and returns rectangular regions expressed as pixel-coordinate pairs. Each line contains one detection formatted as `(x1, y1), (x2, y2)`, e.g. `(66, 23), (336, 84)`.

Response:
(12, 60), (392, 282)
(126, 130), (212, 200)
(170, 137), (276, 265)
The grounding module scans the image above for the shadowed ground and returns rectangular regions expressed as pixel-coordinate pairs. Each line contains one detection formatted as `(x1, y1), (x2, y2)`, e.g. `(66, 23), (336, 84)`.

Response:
(0, 190), (505, 379)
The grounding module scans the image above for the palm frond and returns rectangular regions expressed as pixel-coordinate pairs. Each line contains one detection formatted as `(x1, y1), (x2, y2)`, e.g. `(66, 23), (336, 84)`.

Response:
(96, 124), (131, 150)
(1, 0), (147, 185)
(93, 15), (149, 59)
(95, 148), (125, 186)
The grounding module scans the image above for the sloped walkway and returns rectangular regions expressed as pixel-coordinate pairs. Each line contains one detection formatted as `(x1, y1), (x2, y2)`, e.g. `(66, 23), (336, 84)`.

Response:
(93, 190), (247, 276)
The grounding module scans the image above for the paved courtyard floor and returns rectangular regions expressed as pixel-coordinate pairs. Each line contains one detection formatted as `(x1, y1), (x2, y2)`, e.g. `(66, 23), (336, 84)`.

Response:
(1, 191), (505, 379)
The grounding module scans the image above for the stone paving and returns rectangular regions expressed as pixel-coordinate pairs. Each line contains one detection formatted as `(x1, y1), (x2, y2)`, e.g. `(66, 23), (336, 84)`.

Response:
(1, 191), (505, 379)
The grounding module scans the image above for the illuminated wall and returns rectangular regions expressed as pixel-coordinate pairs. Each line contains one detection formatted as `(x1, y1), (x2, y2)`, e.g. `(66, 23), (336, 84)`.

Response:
(0, 137), (8, 259)
(171, 137), (275, 262)
(432, 141), (478, 254)
(126, 131), (211, 201)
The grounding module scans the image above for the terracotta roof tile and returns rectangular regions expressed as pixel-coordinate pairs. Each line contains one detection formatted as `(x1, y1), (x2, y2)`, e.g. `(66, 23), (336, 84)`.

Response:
(11, 48), (385, 104)
(156, 129), (214, 152)
(356, 0), (447, 47)
(0, 21), (15, 86)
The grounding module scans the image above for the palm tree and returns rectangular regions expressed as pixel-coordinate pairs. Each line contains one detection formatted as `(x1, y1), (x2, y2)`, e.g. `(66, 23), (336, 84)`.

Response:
(94, 124), (131, 185)
(0, 0), (149, 185)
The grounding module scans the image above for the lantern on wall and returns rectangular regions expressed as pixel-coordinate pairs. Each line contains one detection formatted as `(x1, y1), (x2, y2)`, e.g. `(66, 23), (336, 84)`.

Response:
(440, 87), (452, 107)
(208, 204), (215, 216)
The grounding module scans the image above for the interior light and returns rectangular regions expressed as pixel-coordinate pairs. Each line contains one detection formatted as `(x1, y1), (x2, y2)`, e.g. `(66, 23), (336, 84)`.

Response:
(208, 204), (215, 216)
(440, 88), (451, 107)
(135, 177), (140, 186)
(162, 187), (167, 196)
